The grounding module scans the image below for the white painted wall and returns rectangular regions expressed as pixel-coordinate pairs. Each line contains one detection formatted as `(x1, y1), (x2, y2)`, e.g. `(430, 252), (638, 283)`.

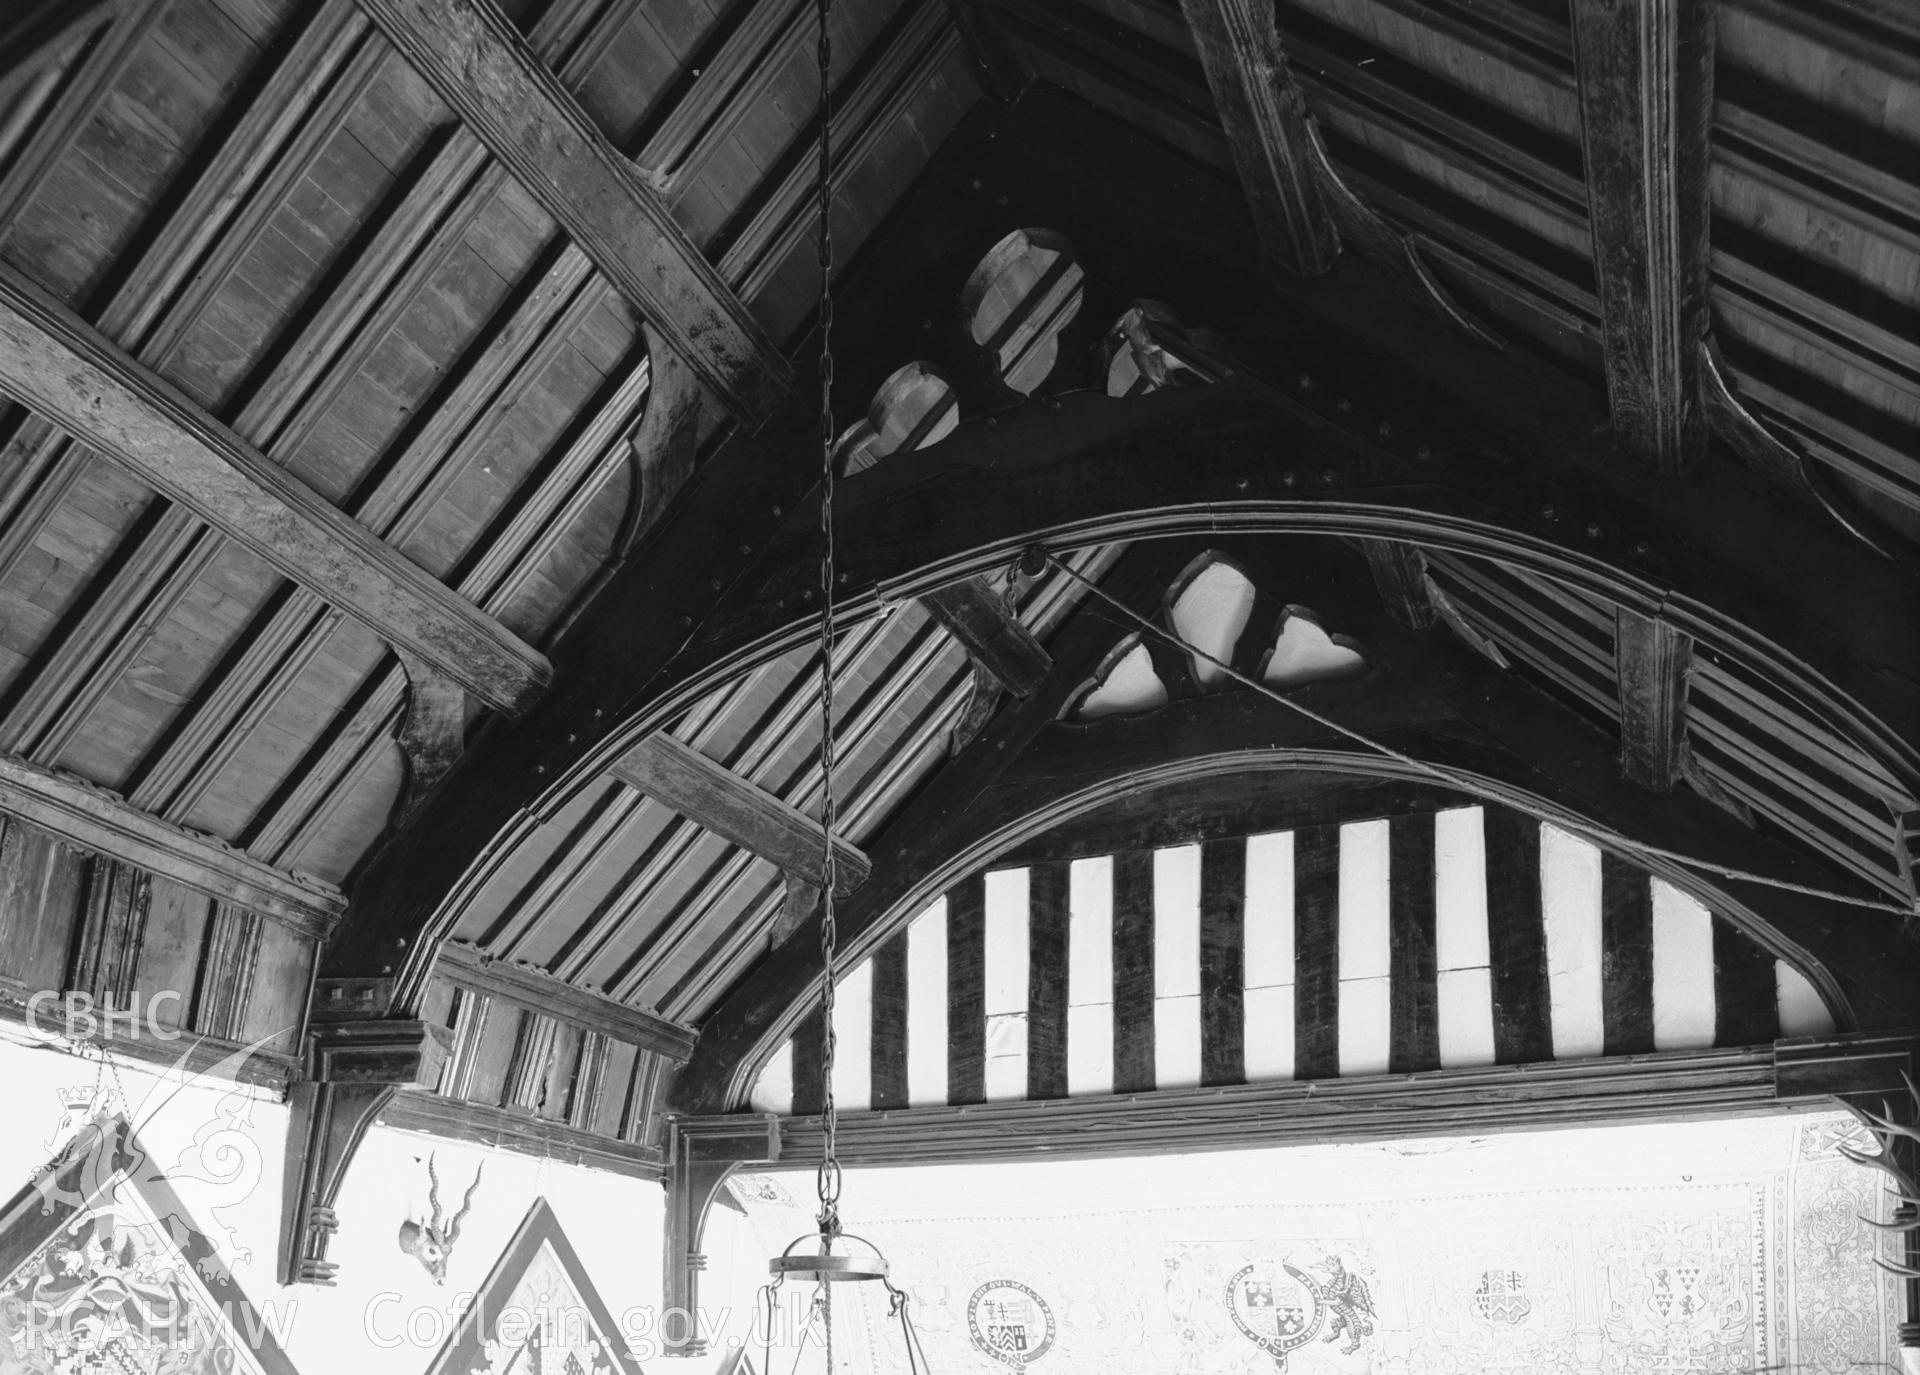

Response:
(0, 1028), (677, 1373)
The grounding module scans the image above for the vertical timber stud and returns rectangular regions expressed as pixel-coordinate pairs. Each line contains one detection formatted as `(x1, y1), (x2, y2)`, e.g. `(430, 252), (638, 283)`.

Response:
(1614, 608), (1692, 791)
(1178, 0), (1340, 276)
(1570, 0), (1714, 474)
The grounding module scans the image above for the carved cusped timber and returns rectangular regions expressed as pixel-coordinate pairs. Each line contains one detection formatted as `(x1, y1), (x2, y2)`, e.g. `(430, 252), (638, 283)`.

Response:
(278, 1019), (450, 1286)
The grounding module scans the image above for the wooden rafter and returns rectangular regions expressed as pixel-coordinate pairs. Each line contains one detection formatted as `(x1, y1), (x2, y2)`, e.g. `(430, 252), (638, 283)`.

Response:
(0, 264), (552, 718)
(354, 0), (792, 427)
(610, 734), (872, 896)
(1178, 0), (1339, 275)
(1570, 0), (1713, 473)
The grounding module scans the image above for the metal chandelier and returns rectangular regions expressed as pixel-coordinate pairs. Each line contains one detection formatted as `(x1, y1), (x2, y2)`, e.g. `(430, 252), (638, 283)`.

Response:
(758, 0), (931, 1370)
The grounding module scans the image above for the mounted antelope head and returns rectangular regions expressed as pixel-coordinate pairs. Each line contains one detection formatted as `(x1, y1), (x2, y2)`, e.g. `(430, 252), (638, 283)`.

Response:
(397, 1154), (482, 1284)
(1838, 1071), (1920, 1280)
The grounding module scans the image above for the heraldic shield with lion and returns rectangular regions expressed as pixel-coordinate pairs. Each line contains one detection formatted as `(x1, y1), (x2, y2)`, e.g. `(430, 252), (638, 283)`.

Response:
(1227, 1255), (1377, 1370)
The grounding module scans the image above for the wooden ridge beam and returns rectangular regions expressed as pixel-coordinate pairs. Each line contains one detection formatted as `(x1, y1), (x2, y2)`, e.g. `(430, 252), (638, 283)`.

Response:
(354, 0), (792, 427)
(610, 734), (871, 896)
(1570, 0), (1713, 473)
(1178, 0), (1339, 275)
(433, 941), (696, 1061)
(0, 263), (550, 718)
(0, 753), (343, 936)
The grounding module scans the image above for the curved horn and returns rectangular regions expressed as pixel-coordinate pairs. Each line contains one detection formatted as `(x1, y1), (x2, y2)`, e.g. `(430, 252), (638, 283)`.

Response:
(1837, 1142), (1920, 1198)
(1860, 1212), (1920, 1233)
(426, 1152), (443, 1230)
(445, 1162), (484, 1250)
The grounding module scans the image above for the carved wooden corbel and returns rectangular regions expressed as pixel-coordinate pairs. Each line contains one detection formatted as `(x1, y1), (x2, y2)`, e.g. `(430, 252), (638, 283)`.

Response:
(662, 1115), (780, 1355)
(771, 876), (822, 947)
(623, 323), (729, 553)
(277, 1019), (450, 1286)
(948, 657), (1006, 756)
(393, 653), (468, 829)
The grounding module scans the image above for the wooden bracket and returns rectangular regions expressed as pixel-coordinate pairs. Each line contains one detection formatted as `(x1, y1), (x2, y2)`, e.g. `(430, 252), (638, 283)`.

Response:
(277, 1020), (450, 1286)
(622, 324), (729, 553)
(921, 578), (1052, 700)
(393, 653), (468, 828)
(770, 876), (822, 946)
(948, 657), (1006, 756)
(945, 0), (1031, 107)
(662, 1115), (780, 1354)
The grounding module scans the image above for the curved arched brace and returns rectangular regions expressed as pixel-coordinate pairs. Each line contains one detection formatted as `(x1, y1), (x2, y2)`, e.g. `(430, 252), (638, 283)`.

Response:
(337, 378), (1919, 1010)
(675, 596), (1915, 1113)
(753, 382), (1916, 765)
(682, 734), (1865, 1115)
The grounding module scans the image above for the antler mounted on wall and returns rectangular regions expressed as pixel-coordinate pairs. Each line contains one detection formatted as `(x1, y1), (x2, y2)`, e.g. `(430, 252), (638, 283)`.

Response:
(1837, 1072), (1920, 1281)
(397, 1153), (484, 1286)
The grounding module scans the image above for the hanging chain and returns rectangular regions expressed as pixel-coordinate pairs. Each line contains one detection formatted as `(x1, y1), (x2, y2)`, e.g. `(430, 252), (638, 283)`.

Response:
(812, 0), (843, 1249)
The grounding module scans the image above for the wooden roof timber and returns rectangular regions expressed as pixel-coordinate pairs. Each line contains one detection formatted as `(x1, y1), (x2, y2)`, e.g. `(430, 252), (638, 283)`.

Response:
(0, 263), (552, 717)
(678, 572), (1912, 1114)
(1179, 0), (1339, 276)
(354, 0), (793, 427)
(1569, 0), (1712, 476)
(0, 753), (344, 936)
(702, 1033), (1920, 1166)
(0, 0), (966, 920)
(609, 732), (873, 896)
(337, 271), (1918, 1028)
(0, 1), (111, 111)
(988, 0), (1920, 524)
